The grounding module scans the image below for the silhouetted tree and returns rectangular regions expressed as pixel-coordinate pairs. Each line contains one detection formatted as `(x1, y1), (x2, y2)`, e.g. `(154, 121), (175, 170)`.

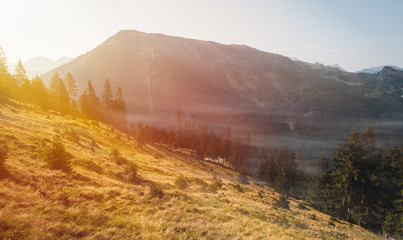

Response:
(49, 72), (70, 114)
(64, 72), (78, 98)
(111, 87), (127, 130)
(79, 80), (102, 120)
(0, 46), (12, 97)
(31, 76), (50, 110)
(102, 78), (113, 110)
(13, 60), (30, 102)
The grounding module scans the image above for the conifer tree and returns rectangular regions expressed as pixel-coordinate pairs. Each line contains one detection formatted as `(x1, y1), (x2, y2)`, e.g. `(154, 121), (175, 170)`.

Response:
(13, 60), (29, 102)
(31, 76), (50, 110)
(79, 80), (102, 120)
(64, 72), (78, 98)
(111, 87), (127, 130)
(325, 126), (384, 226)
(0, 46), (12, 97)
(219, 126), (231, 158)
(14, 60), (28, 88)
(102, 78), (114, 110)
(49, 72), (70, 114)
(114, 87), (126, 113)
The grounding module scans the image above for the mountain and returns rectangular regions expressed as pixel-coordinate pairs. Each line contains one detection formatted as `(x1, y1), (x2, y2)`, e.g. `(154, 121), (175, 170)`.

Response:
(0, 101), (383, 239)
(328, 64), (346, 71)
(42, 30), (403, 158)
(356, 65), (403, 74)
(23, 56), (73, 77)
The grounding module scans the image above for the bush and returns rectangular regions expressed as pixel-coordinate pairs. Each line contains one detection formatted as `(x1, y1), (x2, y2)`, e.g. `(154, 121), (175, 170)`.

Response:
(149, 183), (163, 198)
(175, 175), (189, 189)
(210, 179), (223, 190)
(275, 194), (290, 209)
(233, 183), (244, 192)
(40, 137), (71, 172)
(110, 148), (127, 165)
(120, 162), (140, 184)
(308, 213), (318, 220)
(0, 143), (9, 178)
(297, 202), (308, 210)
(64, 127), (79, 143)
(258, 190), (264, 198)
(0, 143), (7, 167)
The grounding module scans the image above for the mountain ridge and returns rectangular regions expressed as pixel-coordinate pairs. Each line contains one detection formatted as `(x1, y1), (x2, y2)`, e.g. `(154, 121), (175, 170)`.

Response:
(42, 30), (403, 158)
(356, 65), (403, 74)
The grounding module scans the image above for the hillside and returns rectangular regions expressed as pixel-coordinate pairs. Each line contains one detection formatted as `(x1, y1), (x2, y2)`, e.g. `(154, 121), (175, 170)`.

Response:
(42, 30), (403, 158)
(0, 100), (383, 239)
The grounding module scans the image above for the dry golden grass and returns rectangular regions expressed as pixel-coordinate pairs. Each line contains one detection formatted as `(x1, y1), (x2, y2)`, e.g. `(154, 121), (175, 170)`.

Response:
(0, 101), (384, 239)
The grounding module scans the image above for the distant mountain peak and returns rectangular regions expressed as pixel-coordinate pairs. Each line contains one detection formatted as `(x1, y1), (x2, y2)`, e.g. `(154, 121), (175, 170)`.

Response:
(23, 56), (73, 78)
(356, 65), (403, 74)
(328, 64), (346, 72)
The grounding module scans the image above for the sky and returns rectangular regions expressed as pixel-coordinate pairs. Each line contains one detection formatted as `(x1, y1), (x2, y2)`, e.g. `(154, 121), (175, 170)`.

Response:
(0, 0), (402, 72)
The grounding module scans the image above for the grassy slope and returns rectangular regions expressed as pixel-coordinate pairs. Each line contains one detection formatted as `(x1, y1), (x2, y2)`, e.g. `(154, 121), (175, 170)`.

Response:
(0, 101), (382, 240)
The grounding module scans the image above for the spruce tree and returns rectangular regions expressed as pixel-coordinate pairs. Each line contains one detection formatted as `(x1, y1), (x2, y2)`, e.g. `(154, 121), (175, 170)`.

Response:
(49, 72), (70, 114)
(79, 80), (102, 120)
(31, 76), (50, 110)
(0, 46), (12, 97)
(13, 60), (29, 102)
(64, 72), (78, 98)
(112, 87), (127, 130)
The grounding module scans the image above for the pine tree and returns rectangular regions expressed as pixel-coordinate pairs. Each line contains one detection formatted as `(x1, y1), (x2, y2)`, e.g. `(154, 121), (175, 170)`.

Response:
(114, 87), (126, 113)
(64, 72), (78, 98)
(49, 72), (70, 114)
(31, 76), (50, 110)
(0, 46), (12, 97)
(111, 87), (127, 130)
(79, 80), (102, 120)
(219, 126), (231, 159)
(58, 80), (70, 115)
(102, 78), (113, 110)
(14, 60), (28, 88)
(13, 60), (29, 102)
(325, 126), (384, 226)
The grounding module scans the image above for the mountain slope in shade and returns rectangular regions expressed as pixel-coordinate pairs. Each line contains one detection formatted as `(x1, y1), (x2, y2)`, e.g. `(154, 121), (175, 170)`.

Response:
(42, 30), (403, 157)
(356, 65), (403, 74)
(41, 30), (373, 118)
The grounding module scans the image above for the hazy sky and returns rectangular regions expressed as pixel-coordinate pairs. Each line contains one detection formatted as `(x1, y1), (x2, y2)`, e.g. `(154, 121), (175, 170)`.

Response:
(1, 0), (402, 71)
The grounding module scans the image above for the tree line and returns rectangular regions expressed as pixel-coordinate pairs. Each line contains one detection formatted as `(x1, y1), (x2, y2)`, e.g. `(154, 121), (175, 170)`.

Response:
(0, 47), (127, 130)
(302, 125), (402, 237)
(128, 114), (257, 174)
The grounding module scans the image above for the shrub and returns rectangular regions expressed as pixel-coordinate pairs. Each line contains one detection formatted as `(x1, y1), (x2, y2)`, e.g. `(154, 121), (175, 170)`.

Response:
(0, 143), (9, 178)
(175, 175), (189, 189)
(275, 194), (290, 209)
(308, 213), (318, 220)
(210, 179), (223, 190)
(110, 148), (127, 165)
(258, 190), (264, 198)
(0, 143), (7, 167)
(64, 127), (79, 143)
(40, 137), (71, 172)
(118, 162), (140, 184)
(297, 202), (308, 210)
(149, 183), (163, 198)
(190, 177), (208, 188)
(233, 183), (244, 192)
